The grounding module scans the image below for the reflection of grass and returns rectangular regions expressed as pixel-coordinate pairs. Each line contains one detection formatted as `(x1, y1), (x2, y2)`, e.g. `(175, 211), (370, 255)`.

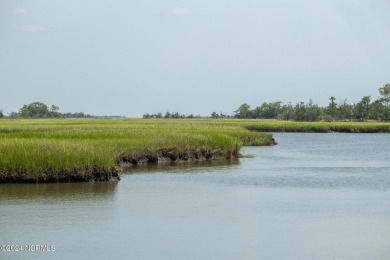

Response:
(0, 119), (275, 183)
(0, 182), (118, 200)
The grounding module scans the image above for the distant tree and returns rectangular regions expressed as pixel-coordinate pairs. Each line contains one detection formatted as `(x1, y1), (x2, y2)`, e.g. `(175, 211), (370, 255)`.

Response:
(293, 102), (307, 121)
(62, 112), (90, 118)
(211, 112), (219, 118)
(143, 111), (200, 119)
(361, 96), (370, 120)
(0, 109), (4, 118)
(379, 83), (390, 120)
(50, 105), (59, 112)
(253, 102), (282, 119)
(19, 102), (50, 118)
(338, 99), (354, 121)
(49, 105), (60, 117)
(9, 112), (19, 118)
(72, 112), (85, 118)
(171, 112), (180, 119)
(219, 112), (230, 118)
(355, 103), (365, 121)
(329, 96), (336, 106)
(379, 84), (390, 108)
(369, 100), (384, 120)
(143, 113), (151, 119)
(290, 100), (322, 121)
(234, 103), (251, 118)
(305, 100), (322, 121)
(277, 103), (294, 120)
(355, 96), (370, 121)
(326, 96), (337, 120)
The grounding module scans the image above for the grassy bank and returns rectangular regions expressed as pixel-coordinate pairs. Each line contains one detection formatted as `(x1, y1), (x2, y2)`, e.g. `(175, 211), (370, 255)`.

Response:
(0, 119), (275, 183)
(3, 118), (387, 183)
(242, 120), (390, 133)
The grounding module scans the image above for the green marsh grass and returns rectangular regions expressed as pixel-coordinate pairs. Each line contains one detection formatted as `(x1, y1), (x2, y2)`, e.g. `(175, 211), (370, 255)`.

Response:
(3, 118), (387, 183)
(242, 120), (390, 133)
(0, 118), (275, 182)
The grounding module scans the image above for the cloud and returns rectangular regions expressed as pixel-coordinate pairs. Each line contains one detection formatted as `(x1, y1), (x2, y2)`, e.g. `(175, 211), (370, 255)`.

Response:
(172, 7), (189, 16)
(12, 7), (27, 15)
(22, 25), (45, 33)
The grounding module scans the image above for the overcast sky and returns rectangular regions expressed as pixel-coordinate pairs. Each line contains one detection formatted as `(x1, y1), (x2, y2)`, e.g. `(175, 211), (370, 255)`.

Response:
(1, 0), (389, 117)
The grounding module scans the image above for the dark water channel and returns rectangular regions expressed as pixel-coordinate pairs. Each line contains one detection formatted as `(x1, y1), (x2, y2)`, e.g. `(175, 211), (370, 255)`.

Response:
(1, 133), (390, 259)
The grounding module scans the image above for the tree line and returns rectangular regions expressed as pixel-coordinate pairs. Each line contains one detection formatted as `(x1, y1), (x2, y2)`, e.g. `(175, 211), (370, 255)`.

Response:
(1, 84), (389, 121)
(234, 84), (390, 121)
(143, 111), (231, 119)
(1, 102), (94, 118)
(143, 112), (201, 119)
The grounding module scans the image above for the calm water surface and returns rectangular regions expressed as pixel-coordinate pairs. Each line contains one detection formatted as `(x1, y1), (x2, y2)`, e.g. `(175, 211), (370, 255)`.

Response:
(1, 133), (390, 259)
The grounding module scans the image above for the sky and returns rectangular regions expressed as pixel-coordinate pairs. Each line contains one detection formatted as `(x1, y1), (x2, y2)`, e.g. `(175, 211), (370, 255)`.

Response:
(1, 0), (390, 117)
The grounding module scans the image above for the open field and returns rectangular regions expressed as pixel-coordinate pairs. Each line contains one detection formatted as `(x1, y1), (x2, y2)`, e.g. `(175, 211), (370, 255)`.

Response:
(0, 118), (275, 183)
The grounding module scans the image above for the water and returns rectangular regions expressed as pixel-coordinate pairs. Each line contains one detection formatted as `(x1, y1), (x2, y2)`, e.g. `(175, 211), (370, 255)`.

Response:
(1, 133), (390, 259)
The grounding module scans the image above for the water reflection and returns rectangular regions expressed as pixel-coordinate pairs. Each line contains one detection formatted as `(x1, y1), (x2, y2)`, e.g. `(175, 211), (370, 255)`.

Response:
(0, 181), (118, 202)
(122, 158), (240, 174)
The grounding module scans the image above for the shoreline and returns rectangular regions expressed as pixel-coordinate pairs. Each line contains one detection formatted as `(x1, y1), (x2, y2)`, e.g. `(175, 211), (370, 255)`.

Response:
(5, 118), (389, 184)
(5, 118), (390, 184)
(244, 121), (390, 133)
(0, 146), (255, 183)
